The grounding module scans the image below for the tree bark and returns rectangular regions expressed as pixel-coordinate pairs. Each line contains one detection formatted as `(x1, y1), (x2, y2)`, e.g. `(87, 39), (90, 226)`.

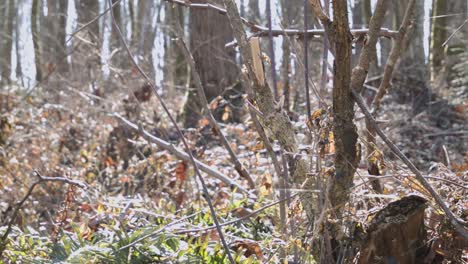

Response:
(358, 196), (428, 264)
(73, 0), (101, 83)
(182, 0), (241, 127)
(280, 0), (301, 112)
(163, 5), (187, 99)
(31, 0), (42, 82)
(0, 0), (14, 85)
(329, 0), (358, 211)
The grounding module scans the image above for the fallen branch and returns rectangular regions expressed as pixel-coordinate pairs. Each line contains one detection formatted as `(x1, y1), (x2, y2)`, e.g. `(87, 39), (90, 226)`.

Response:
(0, 171), (87, 257)
(113, 113), (249, 194)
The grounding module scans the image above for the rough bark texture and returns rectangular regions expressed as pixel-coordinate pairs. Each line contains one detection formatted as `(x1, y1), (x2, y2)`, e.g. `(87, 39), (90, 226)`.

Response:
(73, 0), (101, 82)
(429, 0), (447, 83)
(163, 5), (186, 98)
(182, 0), (241, 127)
(394, 0), (430, 115)
(279, 0), (301, 112)
(31, 0), (42, 82)
(0, 0), (14, 85)
(222, 0), (314, 218)
(358, 196), (428, 264)
(329, 0), (358, 210)
(247, 0), (261, 24)
(110, 0), (129, 69)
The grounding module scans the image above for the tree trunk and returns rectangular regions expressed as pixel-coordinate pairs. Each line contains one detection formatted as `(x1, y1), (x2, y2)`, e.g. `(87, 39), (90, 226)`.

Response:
(31, 0), (42, 82)
(14, 3), (22, 86)
(56, 1), (69, 76)
(329, 0), (358, 212)
(247, 0), (261, 24)
(280, 0), (300, 112)
(110, 0), (129, 70)
(445, 1), (467, 91)
(358, 196), (428, 264)
(182, 0), (241, 127)
(393, 0), (429, 115)
(163, 5), (187, 100)
(0, 0), (14, 85)
(73, 0), (100, 83)
(429, 0), (447, 85)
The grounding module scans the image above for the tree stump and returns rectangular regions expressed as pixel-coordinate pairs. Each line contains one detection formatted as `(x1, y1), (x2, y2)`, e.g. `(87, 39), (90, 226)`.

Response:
(358, 195), (428, 264)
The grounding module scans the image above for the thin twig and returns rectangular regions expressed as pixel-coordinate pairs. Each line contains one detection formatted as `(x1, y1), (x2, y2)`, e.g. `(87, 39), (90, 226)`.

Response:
(442, 18), (468, 47)
(106, 2), (235, 261)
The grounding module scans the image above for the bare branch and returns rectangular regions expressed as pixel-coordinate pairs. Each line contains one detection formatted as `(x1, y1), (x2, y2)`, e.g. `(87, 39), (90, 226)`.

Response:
(163, 0), (398, 48)
(350, 0), (388, 94)
(372, 0), (416, 109)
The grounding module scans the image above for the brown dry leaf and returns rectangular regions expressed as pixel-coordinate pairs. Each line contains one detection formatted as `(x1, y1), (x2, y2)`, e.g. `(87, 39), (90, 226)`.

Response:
(209, 96), (222, 110)
(198, 118), (210, 128)
(231, 239), (263, 260)
(174, 191), (185, 208)
(402, 177), (430, 196)
(368, 149), (385, 176)
(251, 140), (264, 152)
(175, 161), (187, 187)
(307, 108), (326, 130)
(222, 106), (231, 121)
(231, 207), (253, 218)
(119, 175), (132, 184)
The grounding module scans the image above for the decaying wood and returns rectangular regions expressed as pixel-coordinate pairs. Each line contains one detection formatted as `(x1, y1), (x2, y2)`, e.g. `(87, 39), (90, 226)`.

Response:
(249, 37), (265, 87)
(358, 195), (428, 264)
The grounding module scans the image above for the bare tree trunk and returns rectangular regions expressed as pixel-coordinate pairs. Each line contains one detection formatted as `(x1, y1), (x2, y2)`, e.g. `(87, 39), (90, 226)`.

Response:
(141, 2), (159, 82)
(163, 5), (187, 99)
(110, 0), (128, 69)
(14, 2), (22, 86)
(247, 0), (261, 24)
(31, 0), (42, 82)
(56, 1), (69, 76)
(0, 0), (14, 85)
(280, 0), (301, 112)
(429, 0), (447, 85)
(73, 0), (100, 83)
(444, 1), (467, 90)
(329, 0), (358, 212)
(399, 0), (429, 115)
(182, 0), (241, 127)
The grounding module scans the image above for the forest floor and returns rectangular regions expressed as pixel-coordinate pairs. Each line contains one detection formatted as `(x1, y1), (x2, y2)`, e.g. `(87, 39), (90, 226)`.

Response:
(0, 81), (466, 263)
